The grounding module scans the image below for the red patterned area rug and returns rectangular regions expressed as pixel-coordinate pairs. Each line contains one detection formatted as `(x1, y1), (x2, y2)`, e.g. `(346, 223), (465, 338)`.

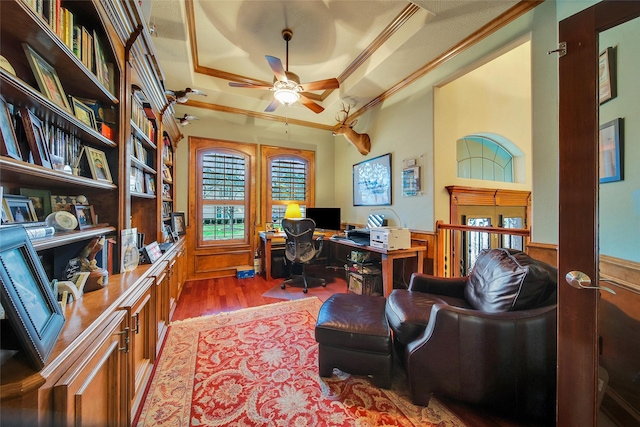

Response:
(136, 297), (466, 426)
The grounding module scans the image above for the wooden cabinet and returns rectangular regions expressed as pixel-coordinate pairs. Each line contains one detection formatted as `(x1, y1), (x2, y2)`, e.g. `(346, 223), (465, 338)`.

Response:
(53, 311), (129, 427)
(154, 261), (171, 353)
(119, 276), (155, 420)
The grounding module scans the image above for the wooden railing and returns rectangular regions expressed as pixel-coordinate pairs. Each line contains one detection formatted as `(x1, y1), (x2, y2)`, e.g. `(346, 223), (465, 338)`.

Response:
(435, 220), (531, 277)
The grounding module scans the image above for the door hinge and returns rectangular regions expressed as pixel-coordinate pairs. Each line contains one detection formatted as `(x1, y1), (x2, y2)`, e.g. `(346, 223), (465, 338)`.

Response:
(548, 42), (567, 57)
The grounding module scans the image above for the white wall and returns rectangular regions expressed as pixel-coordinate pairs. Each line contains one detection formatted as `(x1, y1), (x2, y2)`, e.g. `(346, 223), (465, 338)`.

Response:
(433, 40), (532, 224)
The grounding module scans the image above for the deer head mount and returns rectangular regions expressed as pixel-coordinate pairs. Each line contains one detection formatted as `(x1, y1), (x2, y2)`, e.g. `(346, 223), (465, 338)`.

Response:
(333, 103), (371, 155)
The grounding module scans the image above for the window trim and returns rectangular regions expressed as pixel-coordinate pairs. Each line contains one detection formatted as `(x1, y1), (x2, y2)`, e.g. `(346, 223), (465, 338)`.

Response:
(260, 146), (315, 226)
(191, 138), (256, 248)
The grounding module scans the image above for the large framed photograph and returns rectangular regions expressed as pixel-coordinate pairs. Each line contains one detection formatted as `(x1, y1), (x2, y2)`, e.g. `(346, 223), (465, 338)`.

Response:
(0, 225), (65, 370)
(353, 153), (392, 206)
(20, 108), (52, 168)
(69, 204), (96, 229)
(170, 212), (186, 235)
(22, 44), (71, 112)
(599, 118), (623, 183)
(598, 47), (616, 105)
(20, 188), (52, 221)
(69, 97), (97, 130)
(85, 146), (112, 183)
(3, 194), (38, 223)
(0, 94), (22, 161)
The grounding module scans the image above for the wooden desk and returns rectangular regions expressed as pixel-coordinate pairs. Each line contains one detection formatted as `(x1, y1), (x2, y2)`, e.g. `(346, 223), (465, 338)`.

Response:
(258, 231), (329, 281)
(332, 238), (426, 297)
(259, 231), (426, 297)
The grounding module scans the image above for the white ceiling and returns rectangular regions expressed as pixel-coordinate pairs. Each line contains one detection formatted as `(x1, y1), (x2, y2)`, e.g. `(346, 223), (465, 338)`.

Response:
(147, 0), (521, 128)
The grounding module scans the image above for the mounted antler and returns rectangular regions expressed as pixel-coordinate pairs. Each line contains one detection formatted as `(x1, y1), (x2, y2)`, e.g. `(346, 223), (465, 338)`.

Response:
(332, 103), (371, 155)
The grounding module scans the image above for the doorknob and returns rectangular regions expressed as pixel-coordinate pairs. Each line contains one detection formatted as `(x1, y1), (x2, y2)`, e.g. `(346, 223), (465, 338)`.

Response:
(565, 271), (616, 294)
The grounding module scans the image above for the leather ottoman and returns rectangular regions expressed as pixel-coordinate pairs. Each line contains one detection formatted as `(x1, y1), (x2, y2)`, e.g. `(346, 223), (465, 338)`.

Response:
(315, 293), (392, 388)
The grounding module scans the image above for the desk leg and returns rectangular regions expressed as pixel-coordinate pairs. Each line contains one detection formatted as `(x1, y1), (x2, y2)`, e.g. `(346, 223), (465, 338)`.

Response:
(381, 254), (393, 297)
(264, 239), (272, 280)
(415, 250), (424, 274)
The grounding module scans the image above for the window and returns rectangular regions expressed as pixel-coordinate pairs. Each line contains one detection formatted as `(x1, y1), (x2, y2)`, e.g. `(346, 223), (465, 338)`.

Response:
(194, 139), (256, 246)
(457, 135), (514, 182)
(261, 146), (315, 226)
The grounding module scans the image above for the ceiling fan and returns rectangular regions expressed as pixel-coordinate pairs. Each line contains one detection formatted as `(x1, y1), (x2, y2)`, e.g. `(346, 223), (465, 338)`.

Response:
(229, 29), (339, 114)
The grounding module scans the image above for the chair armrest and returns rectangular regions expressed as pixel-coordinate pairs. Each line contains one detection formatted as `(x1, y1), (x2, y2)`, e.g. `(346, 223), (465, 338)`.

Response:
(313, 236), (324, 260)
(408, 273), (467, 298)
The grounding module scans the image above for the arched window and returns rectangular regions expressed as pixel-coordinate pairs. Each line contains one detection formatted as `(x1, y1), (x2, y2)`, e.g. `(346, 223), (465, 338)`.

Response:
(456, 135), (515, 182)
(261, 146), (315, 226)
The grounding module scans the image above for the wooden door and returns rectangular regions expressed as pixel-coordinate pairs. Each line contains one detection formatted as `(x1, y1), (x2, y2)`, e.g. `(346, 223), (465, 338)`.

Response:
(558, 2), (640, 425)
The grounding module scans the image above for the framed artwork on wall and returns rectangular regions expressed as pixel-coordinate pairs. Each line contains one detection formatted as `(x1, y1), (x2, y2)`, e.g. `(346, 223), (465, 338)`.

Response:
(0, 225), (65, 370)
(598, 47), (616, 105)
(353, 153), (392, 206)
(599, 118), (623, 183)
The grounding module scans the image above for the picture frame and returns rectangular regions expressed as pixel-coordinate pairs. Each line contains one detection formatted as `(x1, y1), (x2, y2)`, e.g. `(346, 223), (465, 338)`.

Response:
(598, 47), (616, 105)
(352, 153), (392, 206)
(599, 118), (623, 183)
(145, 174), (155, 195)
(0, 95), (22, 161)
(69, 204), (96, 230)
(3, 194), (38, 223)
(85, 146), (112, 183)
(69, 97), (97, 130)
(22, 44), (71, 112)
(143, 241), (163, 264)
(170, 212), (186, 235)
(0, 225), (65, 370)
(20, 108), (52, 168)
(265, 222), (275, 233)
(402, 166), (420, 197)
(20, 188), (52, 221)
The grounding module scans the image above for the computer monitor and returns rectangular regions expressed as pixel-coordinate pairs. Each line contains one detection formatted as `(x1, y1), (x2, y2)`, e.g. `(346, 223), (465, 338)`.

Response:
(305, 207), (341, 231)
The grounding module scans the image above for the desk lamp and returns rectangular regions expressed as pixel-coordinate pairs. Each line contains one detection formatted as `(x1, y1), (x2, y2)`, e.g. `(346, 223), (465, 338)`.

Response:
(284, 203), (302, 219)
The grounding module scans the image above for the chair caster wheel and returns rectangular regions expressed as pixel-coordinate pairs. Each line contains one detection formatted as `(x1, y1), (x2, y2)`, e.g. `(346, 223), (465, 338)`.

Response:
(281, 284), (286, 289)
(303, 288), (308, 294)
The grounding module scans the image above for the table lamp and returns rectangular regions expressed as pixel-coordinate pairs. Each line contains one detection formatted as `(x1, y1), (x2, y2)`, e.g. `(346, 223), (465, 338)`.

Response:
(284, 203), (302, 219)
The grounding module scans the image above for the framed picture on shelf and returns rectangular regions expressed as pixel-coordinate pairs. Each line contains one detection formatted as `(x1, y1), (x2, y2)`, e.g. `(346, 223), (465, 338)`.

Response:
(0, 95), (22, 161)
(143, 241), (163, 264)
(85, 146), (112, 183)
(20, 108), (52, 168)
(0, 225), (65, 370)
(69, 204), (96, 230)
(170, 212), (186, 235)
(3, 195), (38, 223)
(120, 228), (139, 273)
(162, 166), (173, 183)
(69, 97), (97, 130)
(19, 188), (52, 221)
(353, 153), (392, 206)
(145, 174), (155, 195)
(599, 118), (623, 183)
(22, 44), (71, 112)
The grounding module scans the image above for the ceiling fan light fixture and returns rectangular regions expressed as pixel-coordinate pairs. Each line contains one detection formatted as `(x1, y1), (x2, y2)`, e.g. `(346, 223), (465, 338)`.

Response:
(274, 88), (300, 106)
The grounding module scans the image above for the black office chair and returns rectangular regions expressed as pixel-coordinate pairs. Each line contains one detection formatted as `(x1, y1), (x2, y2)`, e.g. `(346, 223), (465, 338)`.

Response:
(281, 218), (326, 293)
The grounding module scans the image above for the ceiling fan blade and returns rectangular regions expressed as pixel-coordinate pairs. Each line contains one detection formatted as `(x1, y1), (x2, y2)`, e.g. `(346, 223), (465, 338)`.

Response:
(299, 78), (340, 92)
(265, 55), (288, 82)
(264, 98), (280, 112)
(299, 94), (324, 114)
(229, 82), (273, 90)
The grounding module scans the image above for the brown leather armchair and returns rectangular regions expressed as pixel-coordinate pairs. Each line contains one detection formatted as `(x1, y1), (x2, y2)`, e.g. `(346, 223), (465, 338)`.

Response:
(385, 248), (557, 421)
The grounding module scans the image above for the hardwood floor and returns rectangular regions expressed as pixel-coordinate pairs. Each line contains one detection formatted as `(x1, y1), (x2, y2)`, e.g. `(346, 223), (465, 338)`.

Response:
(170, 273), (551, 427)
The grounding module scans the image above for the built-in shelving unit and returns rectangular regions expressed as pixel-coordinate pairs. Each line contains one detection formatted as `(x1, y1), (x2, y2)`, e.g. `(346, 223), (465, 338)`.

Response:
(0, 1), (184, 425)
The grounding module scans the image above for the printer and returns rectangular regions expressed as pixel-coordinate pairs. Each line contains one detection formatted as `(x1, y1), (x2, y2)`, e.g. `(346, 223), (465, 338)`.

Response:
(369, 226), (411, 250)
